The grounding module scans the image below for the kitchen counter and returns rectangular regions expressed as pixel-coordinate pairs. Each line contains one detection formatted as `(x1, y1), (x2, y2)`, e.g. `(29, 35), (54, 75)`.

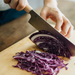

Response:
(0, 29), (75, 75)
(0, 0), (75, 51)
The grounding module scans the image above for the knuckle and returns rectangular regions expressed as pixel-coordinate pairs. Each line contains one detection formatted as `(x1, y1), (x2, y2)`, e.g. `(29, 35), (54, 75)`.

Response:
(40, 11), (45, 16)
(58, 19), (63, 25)
(65, 21), (71, 28)
(65, 20), (71, 26)
(16, 3), (25, 11)
(59, 19), (63, 23)
(67, 34), (71, 38)
(10, 6), (15, 9)
(4, 0), (10, 3)
(18, 4), (25, 9)
(55, 10), (59, 14)
(16, 8), (20, 11)
(9, 4), (15, 9)
(55, 9), (60, 15)
(66, 20), (69, 23)
(11, 7), (15, 9)
(57, 14), (63, 24)
(64, 31), (67, 34)
(53, 8), (58, 12)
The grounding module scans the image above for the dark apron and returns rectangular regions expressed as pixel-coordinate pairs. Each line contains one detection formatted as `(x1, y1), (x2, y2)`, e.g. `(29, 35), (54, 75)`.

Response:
(0, 9), (26, 25)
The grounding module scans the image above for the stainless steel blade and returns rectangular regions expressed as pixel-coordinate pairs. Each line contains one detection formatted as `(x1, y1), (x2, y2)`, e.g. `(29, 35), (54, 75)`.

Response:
(29, 10), (75, 55)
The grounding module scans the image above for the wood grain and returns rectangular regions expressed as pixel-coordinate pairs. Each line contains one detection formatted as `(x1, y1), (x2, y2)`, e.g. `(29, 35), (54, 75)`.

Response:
(0, 30), (75, 75)
(0, 14), (36, 51)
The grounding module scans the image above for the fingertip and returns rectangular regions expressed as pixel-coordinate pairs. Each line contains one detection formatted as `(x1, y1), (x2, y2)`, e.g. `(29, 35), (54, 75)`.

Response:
(16, 8), (20, 11)
(16, 0), (27, 11)
(65, 34), (71, 38)
(65, 25), (74, 38)
(55, 25), (60, 31)
(16, 3), (25, 11)
(60, 31), (66, 36)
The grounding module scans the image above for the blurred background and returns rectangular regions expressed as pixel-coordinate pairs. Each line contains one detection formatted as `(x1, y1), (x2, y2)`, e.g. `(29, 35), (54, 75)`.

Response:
(0, 0), (75, 51)
(28, 0), (43, 9)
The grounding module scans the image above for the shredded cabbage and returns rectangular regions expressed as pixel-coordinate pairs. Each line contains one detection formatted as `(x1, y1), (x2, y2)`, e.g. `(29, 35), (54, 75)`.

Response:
(13, 50), (68, 75)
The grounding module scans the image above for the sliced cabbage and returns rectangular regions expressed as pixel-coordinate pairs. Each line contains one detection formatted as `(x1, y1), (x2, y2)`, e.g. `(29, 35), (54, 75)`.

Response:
(29, 30), (72, 58)
(13, 50), (68, 75)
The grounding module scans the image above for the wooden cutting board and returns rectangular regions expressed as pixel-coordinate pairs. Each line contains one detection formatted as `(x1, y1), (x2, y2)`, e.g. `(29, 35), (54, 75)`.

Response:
(0, 31), (75, 75)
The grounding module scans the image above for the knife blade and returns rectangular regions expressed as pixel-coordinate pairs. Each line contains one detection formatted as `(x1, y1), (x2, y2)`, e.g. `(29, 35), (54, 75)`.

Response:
(24, 4), (75, 56)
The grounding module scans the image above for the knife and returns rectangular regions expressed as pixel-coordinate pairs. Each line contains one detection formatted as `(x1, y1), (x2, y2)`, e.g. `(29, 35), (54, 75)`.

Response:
(24, 4), (75, 56)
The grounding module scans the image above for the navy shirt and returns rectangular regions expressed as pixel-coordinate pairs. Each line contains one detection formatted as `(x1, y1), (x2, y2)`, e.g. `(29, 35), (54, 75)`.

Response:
(0, 9), (26, 25)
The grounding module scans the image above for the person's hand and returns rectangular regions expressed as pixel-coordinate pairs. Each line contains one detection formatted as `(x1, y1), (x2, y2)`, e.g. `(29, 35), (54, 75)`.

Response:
(4, 0), (28, 11)
(40, 0), (74, 38)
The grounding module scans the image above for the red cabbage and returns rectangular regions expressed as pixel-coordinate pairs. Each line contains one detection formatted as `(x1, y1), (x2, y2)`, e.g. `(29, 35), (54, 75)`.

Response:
(13, 50), (68, 75)
(29, 30), (72, 58)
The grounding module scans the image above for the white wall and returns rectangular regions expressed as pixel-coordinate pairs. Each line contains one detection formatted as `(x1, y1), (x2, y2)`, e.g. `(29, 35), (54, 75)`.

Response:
(28, 0), (43, 9)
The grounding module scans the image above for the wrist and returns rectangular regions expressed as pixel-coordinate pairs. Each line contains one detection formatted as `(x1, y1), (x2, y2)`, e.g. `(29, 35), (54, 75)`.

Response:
(44, 0), (57, 7)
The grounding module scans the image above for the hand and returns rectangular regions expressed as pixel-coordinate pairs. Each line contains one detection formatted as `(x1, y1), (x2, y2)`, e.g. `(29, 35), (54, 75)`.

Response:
(40, 1), (74, 38)
(4, 0), (28, 11)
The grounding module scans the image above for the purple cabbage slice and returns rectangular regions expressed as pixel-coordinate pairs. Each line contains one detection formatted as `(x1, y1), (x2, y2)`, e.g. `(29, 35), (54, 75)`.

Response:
(29, 30), (72, 58)
(13, 50), (68, 75)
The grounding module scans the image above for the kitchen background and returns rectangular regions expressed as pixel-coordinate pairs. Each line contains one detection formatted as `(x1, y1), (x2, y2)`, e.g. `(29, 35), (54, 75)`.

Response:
(28, 0), (75, 9)
(0, 0), (75, 51)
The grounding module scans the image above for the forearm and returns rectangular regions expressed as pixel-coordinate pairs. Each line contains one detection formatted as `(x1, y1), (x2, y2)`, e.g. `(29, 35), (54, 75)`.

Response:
(44, 0), (57, 7)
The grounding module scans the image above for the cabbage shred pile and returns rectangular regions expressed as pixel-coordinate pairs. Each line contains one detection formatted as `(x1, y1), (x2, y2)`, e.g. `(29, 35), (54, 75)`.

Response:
(13, 50), (68, 75)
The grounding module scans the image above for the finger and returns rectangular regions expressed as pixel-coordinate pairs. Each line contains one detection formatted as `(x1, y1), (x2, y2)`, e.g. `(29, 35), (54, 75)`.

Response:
(53, 10), (63, 31)
(9, 0), (18, 9)
(16, 0), (27, 11)
(40, 8), (47, 21)
(55, 15), (63, 31)
(4, 0), (10, 4)
(60, 16), (71, 35)
(65, 25), (74, 38)
(60, 22), (70, 35)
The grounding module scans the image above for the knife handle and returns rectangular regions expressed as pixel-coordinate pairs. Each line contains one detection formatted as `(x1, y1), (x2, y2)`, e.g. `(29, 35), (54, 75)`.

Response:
(24, 4), (32, 13)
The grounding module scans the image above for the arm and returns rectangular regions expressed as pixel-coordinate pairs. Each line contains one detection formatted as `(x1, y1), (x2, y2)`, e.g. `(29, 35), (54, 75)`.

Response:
(40, 0), (74, 38)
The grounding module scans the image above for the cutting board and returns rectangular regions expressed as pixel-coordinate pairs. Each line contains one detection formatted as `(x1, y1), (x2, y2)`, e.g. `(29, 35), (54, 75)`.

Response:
(0, 31), (75, 75)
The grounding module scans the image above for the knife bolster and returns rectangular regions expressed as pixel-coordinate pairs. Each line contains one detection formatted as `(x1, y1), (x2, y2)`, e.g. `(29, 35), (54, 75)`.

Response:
(24, 4), (32, 13)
